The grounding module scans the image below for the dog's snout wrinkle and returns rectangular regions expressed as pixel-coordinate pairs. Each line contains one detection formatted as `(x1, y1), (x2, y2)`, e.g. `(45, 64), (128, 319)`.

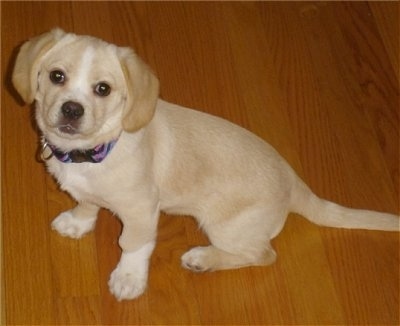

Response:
(61, 101), (84, 120)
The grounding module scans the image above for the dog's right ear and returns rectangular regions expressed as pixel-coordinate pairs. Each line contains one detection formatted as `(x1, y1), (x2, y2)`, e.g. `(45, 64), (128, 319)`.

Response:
(12, 28), (65, 104)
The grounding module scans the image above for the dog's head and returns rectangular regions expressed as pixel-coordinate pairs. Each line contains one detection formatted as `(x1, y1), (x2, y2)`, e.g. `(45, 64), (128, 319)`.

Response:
(12, 28), (159, 151)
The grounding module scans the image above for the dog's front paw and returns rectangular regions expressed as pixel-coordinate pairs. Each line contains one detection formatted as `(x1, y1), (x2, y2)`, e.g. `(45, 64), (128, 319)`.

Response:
(51, 211), (96, 239)
(108, 264), (147, 301)
(108, 245), (155, 301)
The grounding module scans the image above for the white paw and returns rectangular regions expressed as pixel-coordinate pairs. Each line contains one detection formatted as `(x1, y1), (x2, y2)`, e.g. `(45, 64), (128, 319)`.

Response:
(181, 246), (211, 272)
(108, 243), (155, 301)
(108, 264), (147, 301)
(51, 211), (96, 239)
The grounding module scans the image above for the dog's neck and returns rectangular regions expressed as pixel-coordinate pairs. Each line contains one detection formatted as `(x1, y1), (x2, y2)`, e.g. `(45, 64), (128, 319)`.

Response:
(41, 138), (118, 163)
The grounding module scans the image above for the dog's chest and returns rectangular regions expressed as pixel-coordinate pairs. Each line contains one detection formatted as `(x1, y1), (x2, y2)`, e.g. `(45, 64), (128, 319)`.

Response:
(48, 161), (111, 206)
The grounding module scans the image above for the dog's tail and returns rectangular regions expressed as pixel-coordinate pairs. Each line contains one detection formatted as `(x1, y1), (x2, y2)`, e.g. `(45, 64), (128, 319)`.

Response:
(290, 177), (399, 231)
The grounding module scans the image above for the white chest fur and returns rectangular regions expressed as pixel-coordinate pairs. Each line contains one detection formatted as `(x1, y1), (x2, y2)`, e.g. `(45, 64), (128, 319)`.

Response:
(45, 130), (152, 209)
(48, 161), (113, 207)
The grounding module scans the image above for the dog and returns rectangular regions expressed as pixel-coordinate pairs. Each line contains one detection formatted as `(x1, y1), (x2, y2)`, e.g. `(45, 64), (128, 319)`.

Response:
(12, 29), (399, 301)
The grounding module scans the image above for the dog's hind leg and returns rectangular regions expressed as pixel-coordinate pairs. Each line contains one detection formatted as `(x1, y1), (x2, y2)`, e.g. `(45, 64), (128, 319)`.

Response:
(181, 243), (276, 272)
(181, 205), (286, 272)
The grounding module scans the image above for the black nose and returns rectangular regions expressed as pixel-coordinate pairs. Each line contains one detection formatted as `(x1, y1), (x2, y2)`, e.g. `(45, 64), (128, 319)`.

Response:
(61, 101), (84, 120)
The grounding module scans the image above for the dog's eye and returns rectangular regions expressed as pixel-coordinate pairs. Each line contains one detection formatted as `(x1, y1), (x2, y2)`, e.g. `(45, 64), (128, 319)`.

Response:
(94, 82), (111, 97)
(49, 70), (66, 85)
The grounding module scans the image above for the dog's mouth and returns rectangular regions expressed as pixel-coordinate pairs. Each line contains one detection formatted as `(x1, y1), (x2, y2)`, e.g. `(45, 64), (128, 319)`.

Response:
(57, 124), (79, 135)
(56, 116), (82, 135)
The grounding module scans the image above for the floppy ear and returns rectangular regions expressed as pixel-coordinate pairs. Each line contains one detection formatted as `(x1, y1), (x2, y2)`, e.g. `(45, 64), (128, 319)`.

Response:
(118, 47), (159, 133)
(12, 28), (65, 104)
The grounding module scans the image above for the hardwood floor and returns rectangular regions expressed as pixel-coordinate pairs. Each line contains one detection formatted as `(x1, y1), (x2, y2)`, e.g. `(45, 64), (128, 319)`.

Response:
(2, 2), (399, 324)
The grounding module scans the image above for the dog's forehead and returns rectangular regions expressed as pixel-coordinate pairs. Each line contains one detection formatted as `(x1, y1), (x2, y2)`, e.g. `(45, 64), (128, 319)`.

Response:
(45, 36), (121, 74)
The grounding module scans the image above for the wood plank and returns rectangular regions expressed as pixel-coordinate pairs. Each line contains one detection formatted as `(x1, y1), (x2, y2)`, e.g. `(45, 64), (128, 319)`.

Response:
(2, 74), (55, 324)
(369, 2), (399, 81)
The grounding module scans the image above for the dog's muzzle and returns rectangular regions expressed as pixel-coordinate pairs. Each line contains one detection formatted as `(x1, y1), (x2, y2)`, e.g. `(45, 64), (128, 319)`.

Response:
(58, 101), (84, 134)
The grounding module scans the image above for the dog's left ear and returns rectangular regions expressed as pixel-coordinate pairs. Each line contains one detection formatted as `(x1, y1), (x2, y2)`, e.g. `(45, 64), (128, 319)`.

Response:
(12, 28), (65, 104)
(118, 47), (159, 133)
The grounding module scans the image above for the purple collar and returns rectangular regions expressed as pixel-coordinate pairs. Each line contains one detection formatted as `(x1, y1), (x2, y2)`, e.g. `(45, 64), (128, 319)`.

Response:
(41, 139), (118, 163)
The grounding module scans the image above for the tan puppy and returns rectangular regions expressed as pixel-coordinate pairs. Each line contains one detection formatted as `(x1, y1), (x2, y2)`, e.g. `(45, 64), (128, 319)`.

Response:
(12, 29), (399, 301)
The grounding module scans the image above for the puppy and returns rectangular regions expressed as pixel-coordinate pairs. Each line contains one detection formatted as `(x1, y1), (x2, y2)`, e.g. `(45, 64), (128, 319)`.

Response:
(12, 29), (399, 301)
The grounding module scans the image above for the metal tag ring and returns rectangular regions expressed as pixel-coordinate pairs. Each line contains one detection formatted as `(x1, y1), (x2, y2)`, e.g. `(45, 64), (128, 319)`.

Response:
(40, 142), (54, 161)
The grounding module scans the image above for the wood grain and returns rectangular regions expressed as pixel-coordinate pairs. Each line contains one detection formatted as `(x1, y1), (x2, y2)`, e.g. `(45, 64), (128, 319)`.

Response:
(2, 2), (398, 325)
